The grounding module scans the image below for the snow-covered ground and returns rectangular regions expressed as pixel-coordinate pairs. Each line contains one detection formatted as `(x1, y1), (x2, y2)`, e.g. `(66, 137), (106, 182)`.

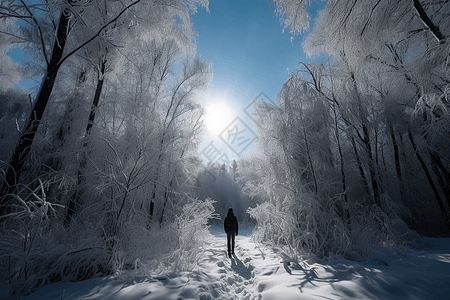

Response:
(4, 226), (450, 300)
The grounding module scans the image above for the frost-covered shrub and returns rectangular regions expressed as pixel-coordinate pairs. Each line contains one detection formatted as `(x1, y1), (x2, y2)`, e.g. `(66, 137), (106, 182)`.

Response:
(0, 181), (110, 296)
(247, 190), (417, 261)
(133, 197), (218, 275)
(247, 194), (348, 260)
(243, 134), (417, 261)
(169, 197), (218, 271)
(0, 179), (218, 297)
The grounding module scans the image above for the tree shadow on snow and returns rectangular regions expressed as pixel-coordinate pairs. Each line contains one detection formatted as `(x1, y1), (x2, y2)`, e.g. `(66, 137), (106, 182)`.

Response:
(281, 249), (450, 300)
(280, 253), (319, 292)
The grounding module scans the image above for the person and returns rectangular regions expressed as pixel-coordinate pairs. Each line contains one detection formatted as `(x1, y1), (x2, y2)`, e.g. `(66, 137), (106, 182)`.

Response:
(224, 207), (238, 257)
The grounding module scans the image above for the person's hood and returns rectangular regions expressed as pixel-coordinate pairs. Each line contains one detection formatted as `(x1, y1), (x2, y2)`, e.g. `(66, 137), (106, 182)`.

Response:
(227, 208), (234, 216)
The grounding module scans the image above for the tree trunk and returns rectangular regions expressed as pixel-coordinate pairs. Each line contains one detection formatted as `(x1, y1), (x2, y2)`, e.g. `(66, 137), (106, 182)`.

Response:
(86, 59), (107, 135)
(362, 122), (381, 206)
(351, 136), (371, 199)
(303, 126), (318, 194)
(333, 103), (349, 222)
(64, 59), (106, 226)
(389, 123), (405, 203)
(429, 152), (450, 211)
(349, 71), (380, 206)
(149, 151), (163, 224)
(159, 149), (185, 225)
(413, 0), (446, 43)
(149, 133), (168, 224)
(408, 129), (448, 223)
(0, 10), (71, 212)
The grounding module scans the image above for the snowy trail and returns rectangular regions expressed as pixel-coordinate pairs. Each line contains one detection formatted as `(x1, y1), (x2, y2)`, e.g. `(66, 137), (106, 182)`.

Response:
(187, 227), (259, 300)
(161, 226), (306, 300)
(11, 227), (450, 300)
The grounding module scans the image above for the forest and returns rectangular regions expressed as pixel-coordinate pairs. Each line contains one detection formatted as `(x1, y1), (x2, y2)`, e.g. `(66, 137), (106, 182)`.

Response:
(0, 0), (449, 297)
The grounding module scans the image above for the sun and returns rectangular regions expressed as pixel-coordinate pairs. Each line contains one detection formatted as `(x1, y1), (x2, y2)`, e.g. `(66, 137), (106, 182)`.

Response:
(204, 100), (235, 135)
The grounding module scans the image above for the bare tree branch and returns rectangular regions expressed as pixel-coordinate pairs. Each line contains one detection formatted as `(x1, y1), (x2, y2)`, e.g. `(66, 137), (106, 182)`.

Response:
(20, 0), (49, 67)
(57, 0), (142, 67)
(360, 0), (382, 36)
(413, 0), (446, 43)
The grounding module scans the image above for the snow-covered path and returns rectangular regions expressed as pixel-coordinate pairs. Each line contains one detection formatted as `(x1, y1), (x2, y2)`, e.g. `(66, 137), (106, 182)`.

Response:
(191, 227), (450, 300)
(9, 227), (450, 300)
(184, 227), (259, 300)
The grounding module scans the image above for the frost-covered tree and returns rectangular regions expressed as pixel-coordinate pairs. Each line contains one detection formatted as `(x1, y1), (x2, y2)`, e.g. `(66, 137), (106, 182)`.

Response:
(302, 0), (450, 225)
(247, 72), (419, 260)
(271, 0), (311, 35)
(148, 55), (211, 224)
(0, 0), (209, 204)
(0, 0), (215, 296)
(245, 0), (450, 261)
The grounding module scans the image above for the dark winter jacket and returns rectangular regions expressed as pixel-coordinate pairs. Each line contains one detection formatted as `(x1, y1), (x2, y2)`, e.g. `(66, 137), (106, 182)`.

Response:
(224, 208), (238, 235)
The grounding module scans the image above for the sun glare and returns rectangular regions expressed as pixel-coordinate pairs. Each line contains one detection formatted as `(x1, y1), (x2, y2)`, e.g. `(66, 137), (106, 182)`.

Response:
(204, 100), (235, 136)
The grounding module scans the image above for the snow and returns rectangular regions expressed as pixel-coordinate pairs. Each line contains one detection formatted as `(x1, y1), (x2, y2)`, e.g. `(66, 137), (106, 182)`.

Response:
(4, 227), (450, 300)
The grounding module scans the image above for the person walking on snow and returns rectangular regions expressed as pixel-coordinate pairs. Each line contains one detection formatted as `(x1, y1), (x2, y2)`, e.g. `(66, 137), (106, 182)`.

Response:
(224, 208), (238, 257)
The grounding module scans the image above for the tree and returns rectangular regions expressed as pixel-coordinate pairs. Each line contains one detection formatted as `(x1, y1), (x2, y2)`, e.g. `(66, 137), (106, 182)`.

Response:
(241, 0), (450, 259)
(303, 0), (449, 226)
(271, 0), (311, 35)
(0, 0), (213, 293)
(0, 0), (209, 207)
(149, 55), (211, 225)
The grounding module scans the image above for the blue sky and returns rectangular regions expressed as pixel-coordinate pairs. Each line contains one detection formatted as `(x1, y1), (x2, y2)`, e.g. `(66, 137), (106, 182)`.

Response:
(194, 0), (322, 165)
(194, 0), (308, 108)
